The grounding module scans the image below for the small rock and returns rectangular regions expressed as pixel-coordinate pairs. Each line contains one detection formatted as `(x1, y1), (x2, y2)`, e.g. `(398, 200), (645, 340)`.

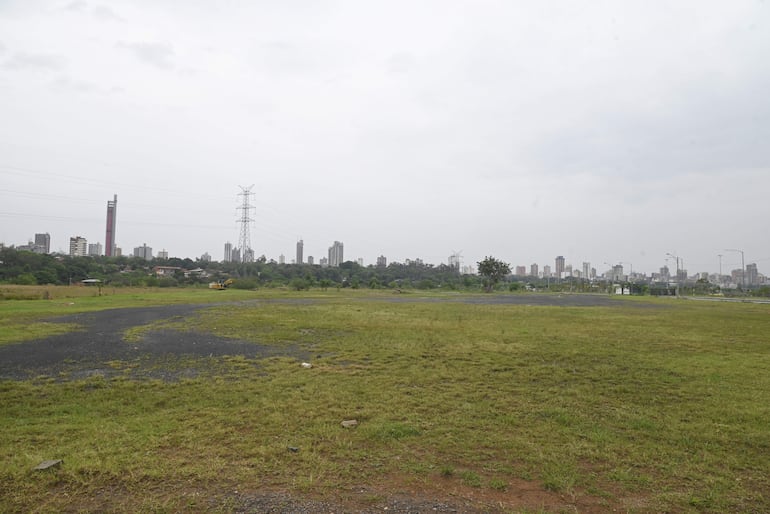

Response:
(287, 446), (299, 452)
(34, 459), (62, 470)
(341, 419), (358, 428)
(300, 362), (312, 369)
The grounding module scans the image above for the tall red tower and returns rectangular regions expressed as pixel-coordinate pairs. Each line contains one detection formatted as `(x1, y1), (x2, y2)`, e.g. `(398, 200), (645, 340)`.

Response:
(105, 194), (117, 257)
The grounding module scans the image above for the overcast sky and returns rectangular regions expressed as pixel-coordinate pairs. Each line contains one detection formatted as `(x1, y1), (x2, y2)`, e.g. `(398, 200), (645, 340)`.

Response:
(1, 0), (768, 275)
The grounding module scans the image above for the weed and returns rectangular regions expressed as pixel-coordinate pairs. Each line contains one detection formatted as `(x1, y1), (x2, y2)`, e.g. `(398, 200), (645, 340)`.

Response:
(461, 470), (482, 488)
(489, 478), (508, 491)
(369, 422), (421, 441)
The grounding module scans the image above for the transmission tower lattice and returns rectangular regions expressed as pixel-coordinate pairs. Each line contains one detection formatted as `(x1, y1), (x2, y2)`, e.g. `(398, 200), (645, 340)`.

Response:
(237, 185), (255, 263)
(450, 250), (463, 272)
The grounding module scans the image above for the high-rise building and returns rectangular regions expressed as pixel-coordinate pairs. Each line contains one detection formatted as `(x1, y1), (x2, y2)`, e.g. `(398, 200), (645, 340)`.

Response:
(515, 266), (527, 276)
(278, 254), (285, 265)
(543, 265), (552, 277)
(88, 242), (103, 256)
(530, 263), (538, 277)
(224, 242), (233, 262)
(133, 243), (153, 260)
(582, 262), (591, 280)
(328, 241), (344, 267)
(200, 252), (211, 262)
(69, 236), (87, 257)
(307, 256), (314, 265)
(34, 233), (50, 254)
(746, 263), (758, 286)
(296, 239), (304, 265)
(157, 249), (169, 260)
(448, 253), (461, 271)
(377, 255), (387, 267)
(555, 256), (565, 279)
(105, 194), (117, 257)
(231, 247), (241, 263)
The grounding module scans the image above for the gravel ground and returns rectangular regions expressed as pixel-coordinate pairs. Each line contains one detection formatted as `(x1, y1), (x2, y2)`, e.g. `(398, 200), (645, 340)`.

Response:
(0, 303), (308, 380)
(225, 491), (490, 513)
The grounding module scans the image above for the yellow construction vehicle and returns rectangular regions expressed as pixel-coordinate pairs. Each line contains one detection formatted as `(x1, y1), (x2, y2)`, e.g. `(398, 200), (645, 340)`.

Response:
(208, 278), (234, 290)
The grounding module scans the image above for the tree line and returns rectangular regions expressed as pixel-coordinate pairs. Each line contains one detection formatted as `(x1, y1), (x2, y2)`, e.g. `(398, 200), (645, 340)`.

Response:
(0, 247), (485, 291)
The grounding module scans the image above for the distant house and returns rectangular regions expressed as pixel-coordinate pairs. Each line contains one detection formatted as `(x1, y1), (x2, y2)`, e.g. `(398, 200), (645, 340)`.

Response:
(185, 267), (211, 278)
(153, 266), (182, 277)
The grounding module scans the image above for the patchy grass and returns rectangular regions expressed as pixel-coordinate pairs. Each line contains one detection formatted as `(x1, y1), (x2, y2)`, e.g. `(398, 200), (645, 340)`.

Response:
(1, 292), (769, 512)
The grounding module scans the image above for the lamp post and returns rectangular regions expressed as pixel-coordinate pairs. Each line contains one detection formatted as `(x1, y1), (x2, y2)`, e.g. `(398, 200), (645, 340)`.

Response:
(666, 253), (680, 297)
(724, 249), (745, 291)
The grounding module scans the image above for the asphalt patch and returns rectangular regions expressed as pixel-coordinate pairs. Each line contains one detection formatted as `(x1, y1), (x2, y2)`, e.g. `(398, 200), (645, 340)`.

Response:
(0, 303), (307, 381)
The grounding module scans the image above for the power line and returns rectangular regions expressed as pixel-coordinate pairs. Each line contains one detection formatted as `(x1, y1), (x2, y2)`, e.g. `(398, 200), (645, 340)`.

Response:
(0, 188), (101, 204)
(0, 211), (232, 230)
(1, 164), (233, 202)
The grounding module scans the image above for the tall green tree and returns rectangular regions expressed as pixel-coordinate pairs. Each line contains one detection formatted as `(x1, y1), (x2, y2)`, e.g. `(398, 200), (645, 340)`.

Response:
(477, 256), (511, 292)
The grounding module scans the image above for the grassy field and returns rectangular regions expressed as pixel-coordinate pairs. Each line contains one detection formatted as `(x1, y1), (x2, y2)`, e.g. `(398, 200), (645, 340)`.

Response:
(1, 286), (769, 512)
(0, 285), (264, 346)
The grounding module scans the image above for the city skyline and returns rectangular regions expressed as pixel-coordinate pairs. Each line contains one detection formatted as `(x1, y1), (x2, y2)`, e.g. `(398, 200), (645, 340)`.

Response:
(2, 209), (764, 280)
(1, 2), (769, 275)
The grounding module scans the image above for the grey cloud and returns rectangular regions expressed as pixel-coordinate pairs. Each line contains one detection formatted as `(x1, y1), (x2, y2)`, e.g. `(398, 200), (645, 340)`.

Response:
(116, 41), (174, 70)
(256, 41), (312, 74)
(386, 52), (415, 74)
(92, 5), (124, 22)
(556, 84), (767, 181)
(3, 52), (66, 71)
(63, 1), (123, 21)
(64, 1), (88, 12)
(51, 75), (96, 93)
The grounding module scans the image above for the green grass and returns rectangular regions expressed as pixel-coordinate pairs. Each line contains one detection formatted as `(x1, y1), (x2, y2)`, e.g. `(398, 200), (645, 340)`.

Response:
(0, 285), (350, 346)
(1, 291), (769, 512)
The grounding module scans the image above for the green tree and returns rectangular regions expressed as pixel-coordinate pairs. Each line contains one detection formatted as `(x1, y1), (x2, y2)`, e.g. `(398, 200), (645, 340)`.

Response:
(477, 256), (511, 293)
(289, 277), (309, 291)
